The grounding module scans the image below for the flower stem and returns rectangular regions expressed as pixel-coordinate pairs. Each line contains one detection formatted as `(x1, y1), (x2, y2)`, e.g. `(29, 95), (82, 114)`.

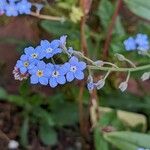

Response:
(88, 64), (150, 72)
(30, 11), (65, 22)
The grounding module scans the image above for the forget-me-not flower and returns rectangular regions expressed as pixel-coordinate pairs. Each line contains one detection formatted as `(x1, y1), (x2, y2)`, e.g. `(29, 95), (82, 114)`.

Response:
(5, 2), (18, 16)
(124, 37), (136, 51)
(17, 0), (32, 14)
(40, 40), (62, 59)
(135, 33), (149, 51)
(16, 54), (35, 74)
(30, 61), (49, 85)
(47, 63), (67, 88)
(65, 56), (86, 82)
(24, 46), (45, 61)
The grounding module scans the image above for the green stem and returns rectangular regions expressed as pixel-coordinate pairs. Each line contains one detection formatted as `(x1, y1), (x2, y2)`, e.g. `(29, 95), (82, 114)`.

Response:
(88, 64), (150, 72)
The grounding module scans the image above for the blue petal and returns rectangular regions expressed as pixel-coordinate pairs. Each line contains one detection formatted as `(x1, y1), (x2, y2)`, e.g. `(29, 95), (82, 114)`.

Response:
(54, 48), (62, 54)
(77, 62), (86, 70)
(20, 54), (28, 61)
(16, 60), (23, 68)
(29, 67), (38, 75)
(24, 46), (34, 55)
(74, 71), (84, 80)
(37, 61), (46, 69)
(39, 77), (48, 85)
(30, 75), (39, 84)
(40, 40), (50, 47)
(56, 76), (66, 84)
(20, 67), (27, 74)
(69, 56), (78, 65)
(66, 72), (74, 82)
(50, 40), (60, 49)
(49, 77), (58, 88)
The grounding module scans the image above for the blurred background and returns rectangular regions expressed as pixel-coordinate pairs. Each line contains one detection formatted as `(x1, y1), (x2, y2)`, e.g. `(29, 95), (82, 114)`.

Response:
(0, 0), (150, 149)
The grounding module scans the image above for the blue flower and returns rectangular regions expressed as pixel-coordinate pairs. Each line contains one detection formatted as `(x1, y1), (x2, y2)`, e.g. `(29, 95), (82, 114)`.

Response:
(0, 0), (6, 12)
(47, 63), (67, 88)
(124, 37), (136, 51)
(29, 61), (49, 85)
(65, 56), (86, 82)
(135, 33), (149, 51)
(16, 54), (35, 74)
(24, 46), (45, 61)
(40, 40), (62, 59)
(87, 82), (95, 91)
(5, 2), (18, 16)
(17, 0), (32, 14)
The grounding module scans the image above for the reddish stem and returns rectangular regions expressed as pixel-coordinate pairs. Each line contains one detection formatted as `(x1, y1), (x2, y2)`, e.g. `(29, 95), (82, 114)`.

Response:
(103, 0), (122, 59)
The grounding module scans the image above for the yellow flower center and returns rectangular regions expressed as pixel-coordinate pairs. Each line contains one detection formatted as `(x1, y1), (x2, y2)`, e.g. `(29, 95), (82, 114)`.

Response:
(36, 70), (43, 77)
(24, 61), (29, 67)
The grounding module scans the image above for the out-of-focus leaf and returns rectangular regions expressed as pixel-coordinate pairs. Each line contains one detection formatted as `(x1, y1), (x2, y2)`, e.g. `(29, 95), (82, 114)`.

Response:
(97, 0), (125, 35)
(39, 124), (57, 146)
(0, 87), (7, 99)
(104, 131), (150, 149)
(94, 128), (109, 150)
(50, 99), (78, 126)
(20, 116), (29, 147)
(19, 80), (30, 97)
(123, 0), (150, 20)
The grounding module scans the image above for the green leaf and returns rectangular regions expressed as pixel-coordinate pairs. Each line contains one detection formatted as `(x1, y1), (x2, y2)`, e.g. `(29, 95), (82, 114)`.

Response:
(104, 131), (150, 149)
(20, 116), (29, 147)
(39, 124), (58, 146)
(94, 128), (109, 150)
(19, 80), (30, 97)
(0, 87), (7, 99)
(97, 0), (125, 35)
(123, 0), (150, 20)
(50, 99), (78, 126)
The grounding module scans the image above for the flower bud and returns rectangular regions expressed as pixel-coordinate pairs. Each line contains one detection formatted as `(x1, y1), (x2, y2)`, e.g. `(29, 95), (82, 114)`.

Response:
(93, 60), (104, 67)
(8, 140), (19, 149)
(141, 72), (150, 81)
(115, 53), (125, 61)
(95, 79), (105, 90)
(118, 81), (128, 92)
(87, 82), (95, 91)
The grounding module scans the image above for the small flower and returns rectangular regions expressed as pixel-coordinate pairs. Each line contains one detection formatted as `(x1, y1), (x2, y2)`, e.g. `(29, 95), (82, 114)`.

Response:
(8, 140), (19, 149)
(87, 82), (95, 91)
(65, 56), (86, 82)
(141, 72), (150, 81)
(118, 81), (128, 92)
(40, 40), (62, 59)
(17, 0), (32, 14)
(24, 46), (45, 61)
(95, 79), (105, 90)
(29, 61), (49, 85)
(59, 35), (67, 48)
(13, 66), (29, 81)
(5, 2), (18, 16)
(0, 0), (6, 12)
(47, 64), (67, 88)
(33, 3), (44, 12)
(16, 54), (35, 74)
(124, 37), (136, 51)
(135, 33), (149, 51)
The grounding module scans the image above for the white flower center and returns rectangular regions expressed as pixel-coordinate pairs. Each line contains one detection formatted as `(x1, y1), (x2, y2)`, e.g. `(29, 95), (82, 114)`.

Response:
(36, 70), (43, 77)
(70, 66), (77, 72)
(31, 53), (38, 58)
(52, 71), (59, 77)
(46, 48), (53, 53)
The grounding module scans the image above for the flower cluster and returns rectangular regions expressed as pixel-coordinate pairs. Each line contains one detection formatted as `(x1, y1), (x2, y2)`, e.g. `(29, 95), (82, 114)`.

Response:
(13, 36), (86, 88)
(0, 0), (32, 16)
(124, 33), (149, 51)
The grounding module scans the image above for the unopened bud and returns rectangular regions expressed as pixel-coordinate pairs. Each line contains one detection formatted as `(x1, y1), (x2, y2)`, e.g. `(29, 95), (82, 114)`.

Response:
(93, 60), (104, 67)
(95, 79), (105, 90)
(118, 81), (128, 92)
(141, 72), (150, 81)
(115, 53), (125, 61)
(8, 140), (19, 149)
